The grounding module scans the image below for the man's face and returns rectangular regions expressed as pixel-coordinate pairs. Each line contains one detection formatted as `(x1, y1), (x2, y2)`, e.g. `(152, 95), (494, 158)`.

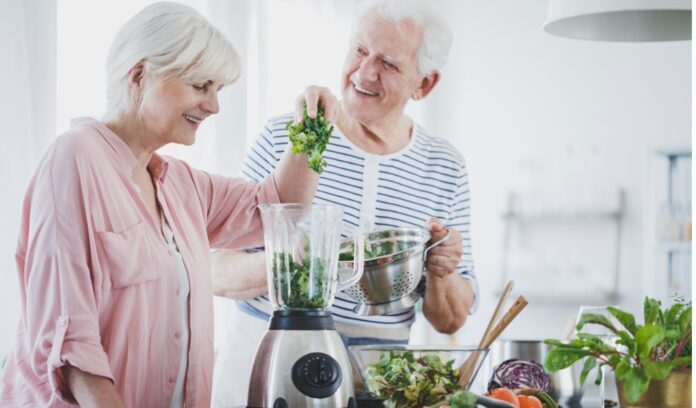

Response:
(341, 11), (425, 126)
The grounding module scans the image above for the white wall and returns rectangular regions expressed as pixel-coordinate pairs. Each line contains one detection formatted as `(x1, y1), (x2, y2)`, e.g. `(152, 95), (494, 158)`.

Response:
(415, 0), (691, 345)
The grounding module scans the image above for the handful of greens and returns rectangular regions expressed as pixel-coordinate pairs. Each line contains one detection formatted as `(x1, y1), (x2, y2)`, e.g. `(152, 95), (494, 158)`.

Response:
(286, 105), (333, 174)
(364, 351), (460, 408)
(271, 252), (328, 309)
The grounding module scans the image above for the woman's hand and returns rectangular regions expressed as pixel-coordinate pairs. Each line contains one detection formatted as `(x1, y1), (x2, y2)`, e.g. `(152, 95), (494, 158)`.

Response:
(294, 85), (339, 123)
(62, 365), (126, 408)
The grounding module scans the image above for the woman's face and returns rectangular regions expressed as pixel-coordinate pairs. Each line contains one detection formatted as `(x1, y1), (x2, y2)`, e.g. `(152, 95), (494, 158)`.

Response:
(140, 75), (224, 146)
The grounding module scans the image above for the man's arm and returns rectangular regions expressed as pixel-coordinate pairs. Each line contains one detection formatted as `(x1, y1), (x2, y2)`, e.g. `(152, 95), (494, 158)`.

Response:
(62, 365), (125, 408)
(421, 221), (476, 334)
(211, 250), (268, 299)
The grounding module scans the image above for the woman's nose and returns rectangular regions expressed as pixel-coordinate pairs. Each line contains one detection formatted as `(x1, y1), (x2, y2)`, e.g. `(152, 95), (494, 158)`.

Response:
(203, 92), (219, 114)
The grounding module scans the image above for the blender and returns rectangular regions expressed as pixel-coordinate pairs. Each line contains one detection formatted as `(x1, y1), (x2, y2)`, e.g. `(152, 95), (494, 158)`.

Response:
(247, 204), (364, 408)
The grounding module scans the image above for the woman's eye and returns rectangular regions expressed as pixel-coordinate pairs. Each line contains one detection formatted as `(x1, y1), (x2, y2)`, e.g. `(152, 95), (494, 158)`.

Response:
(384, 61), (397, 71)
(192, 84), (206, 91)
(356, 46), (366, 56)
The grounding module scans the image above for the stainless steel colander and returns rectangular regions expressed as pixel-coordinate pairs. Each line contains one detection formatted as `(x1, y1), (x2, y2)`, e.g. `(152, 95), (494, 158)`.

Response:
(338, 227), (450, 315)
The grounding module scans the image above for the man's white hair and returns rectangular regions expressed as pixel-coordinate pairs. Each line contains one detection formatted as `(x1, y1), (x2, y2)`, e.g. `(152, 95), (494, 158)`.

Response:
(352, 0), (452, 75)
(103, 1), (241, 122)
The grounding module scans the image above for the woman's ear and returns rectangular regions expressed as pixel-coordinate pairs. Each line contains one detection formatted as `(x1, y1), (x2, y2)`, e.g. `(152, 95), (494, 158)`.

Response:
(127, 60), (146, 102)
(412, 70), (441, 101)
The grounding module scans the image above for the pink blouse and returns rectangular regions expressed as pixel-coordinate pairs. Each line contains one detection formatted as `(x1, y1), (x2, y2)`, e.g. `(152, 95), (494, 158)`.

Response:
(0, 117), (280, 407)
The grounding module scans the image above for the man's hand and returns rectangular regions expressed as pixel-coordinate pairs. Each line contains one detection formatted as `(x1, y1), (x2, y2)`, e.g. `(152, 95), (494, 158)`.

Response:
(295, 85), (339, 123)
(424, 219), (463, 279)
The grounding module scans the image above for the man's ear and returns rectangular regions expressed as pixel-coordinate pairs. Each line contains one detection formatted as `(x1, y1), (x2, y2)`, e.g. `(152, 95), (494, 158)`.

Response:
(412, 70), (441, 101)
(127, 60), (146, 102)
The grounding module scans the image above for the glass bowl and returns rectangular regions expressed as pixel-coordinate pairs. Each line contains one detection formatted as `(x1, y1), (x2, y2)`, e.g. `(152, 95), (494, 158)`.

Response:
(348, 344), (490, 399)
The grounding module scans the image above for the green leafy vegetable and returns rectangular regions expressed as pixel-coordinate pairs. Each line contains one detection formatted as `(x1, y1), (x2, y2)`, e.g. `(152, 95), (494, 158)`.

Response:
(364, 351), (460, 408)
(544, 296), (692, 404)
(286, 105), (333, 174)
(339, 240), (416, 261)
(447, 390), (478, 408)
(271, 251), (327, 309)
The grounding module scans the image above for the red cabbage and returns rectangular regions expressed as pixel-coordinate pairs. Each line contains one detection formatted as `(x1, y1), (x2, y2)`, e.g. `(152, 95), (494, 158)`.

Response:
(488, 358), (552, 393)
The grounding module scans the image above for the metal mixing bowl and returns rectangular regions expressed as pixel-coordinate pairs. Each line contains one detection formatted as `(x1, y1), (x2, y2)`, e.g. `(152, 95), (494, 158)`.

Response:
(338, 227), (449, 315)
(487, 340), (584, 404)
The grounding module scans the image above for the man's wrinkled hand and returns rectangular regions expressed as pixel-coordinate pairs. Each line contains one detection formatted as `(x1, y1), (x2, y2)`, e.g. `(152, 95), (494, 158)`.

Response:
(424, 219), (463, 279)
(294, 85), (339, 124)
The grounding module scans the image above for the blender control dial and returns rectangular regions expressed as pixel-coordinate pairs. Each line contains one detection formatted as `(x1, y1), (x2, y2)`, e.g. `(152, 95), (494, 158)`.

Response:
(291, 352), (342, 398)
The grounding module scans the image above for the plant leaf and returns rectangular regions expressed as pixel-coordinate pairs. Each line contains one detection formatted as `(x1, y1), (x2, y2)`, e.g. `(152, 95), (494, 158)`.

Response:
(579, 357), (596, 386)
(544, 339), (568, 347)
(576, 313), (618, 333)
(615, 358), (631, 380)
(544, 347), (588, 372)
(670, 356), (692, 369)
(608, 306), (638, 335)
(594, 362), (604, 385)
(679, 307), (692, 332)
(623, 367), (651, 404)
(644, 297), (661, 326)
(643, 360), (671, 380)
(615, 330), (636, 355)
(635, 324), (665, 360)
(665, 303), (684, 327)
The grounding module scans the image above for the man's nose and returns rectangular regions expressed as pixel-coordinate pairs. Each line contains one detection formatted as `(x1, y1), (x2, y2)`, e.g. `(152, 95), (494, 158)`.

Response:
(356, 58), (379, 83)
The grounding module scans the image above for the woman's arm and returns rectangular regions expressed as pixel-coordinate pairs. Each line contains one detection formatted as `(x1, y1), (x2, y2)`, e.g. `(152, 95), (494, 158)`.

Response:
(212, 250), (268, 299)
(62, 365), (125, 408)
(272, 147), (319, 203)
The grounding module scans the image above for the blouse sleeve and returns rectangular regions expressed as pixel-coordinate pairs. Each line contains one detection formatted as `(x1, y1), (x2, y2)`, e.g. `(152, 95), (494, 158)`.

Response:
(185, 163), (280, 249)
(18, 134), (114, 402)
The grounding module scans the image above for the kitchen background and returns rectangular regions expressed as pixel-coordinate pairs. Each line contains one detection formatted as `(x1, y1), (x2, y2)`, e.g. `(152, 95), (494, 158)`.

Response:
(0, 0), (691, 358)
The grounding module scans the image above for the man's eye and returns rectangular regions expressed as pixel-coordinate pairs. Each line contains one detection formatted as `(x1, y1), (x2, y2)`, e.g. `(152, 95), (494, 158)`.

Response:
(384, 61), (398, 71)
(356, 46), (366, 56)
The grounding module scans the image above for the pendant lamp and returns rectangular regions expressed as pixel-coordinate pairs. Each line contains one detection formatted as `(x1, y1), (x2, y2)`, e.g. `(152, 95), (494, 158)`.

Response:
(543, 0), (692, 42)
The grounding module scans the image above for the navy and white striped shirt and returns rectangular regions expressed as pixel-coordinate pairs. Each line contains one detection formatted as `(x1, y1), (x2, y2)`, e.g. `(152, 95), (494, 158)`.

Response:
(240, 114), (477, 332)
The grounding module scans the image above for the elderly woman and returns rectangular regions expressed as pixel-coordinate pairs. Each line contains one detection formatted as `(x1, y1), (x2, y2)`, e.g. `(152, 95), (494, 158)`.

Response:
(0, 2), (317, 407)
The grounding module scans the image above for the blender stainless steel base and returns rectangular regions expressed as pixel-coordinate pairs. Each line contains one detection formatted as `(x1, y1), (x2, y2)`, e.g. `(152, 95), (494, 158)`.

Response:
(247, 311), (357, 408)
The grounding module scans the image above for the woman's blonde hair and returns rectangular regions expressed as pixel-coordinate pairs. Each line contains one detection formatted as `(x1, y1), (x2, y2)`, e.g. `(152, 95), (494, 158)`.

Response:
(103, 1), (241, 122)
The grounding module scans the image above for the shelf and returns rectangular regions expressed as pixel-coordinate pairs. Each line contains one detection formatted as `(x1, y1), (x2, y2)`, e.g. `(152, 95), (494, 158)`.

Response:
(493, 289), (620, 305)
(502, 211), (621, 222)
(658, 240), (692, 253)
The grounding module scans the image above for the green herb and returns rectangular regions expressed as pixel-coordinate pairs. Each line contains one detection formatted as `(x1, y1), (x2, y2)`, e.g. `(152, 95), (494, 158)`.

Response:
(286, 105), (333, 174)
(271, 252), (328, 309)
(364, 351), (460, 408)
(446, 390), (478, 408)
(339, 240), (415, 261)
(544, 296), (692, 404)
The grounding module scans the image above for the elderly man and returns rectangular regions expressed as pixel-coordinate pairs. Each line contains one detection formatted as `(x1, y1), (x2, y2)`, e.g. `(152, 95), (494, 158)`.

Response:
(211, 0), (478, 404)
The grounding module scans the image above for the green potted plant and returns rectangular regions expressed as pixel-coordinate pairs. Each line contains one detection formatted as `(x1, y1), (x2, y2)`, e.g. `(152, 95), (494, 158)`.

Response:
(543, 296), (691, 407)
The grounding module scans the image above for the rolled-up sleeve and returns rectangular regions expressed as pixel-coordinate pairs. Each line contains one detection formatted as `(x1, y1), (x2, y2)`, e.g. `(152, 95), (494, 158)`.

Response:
(20, 136), (114, 402)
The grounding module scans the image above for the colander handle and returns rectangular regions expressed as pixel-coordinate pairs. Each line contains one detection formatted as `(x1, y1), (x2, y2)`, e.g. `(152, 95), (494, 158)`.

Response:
(422, 228), (451, 261)
(336, 231), (365, 291)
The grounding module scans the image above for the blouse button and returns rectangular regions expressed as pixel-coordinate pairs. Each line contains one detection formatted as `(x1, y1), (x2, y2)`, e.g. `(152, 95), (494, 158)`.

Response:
(175, 331), (181, 339)
(169, 376), (175, 383)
